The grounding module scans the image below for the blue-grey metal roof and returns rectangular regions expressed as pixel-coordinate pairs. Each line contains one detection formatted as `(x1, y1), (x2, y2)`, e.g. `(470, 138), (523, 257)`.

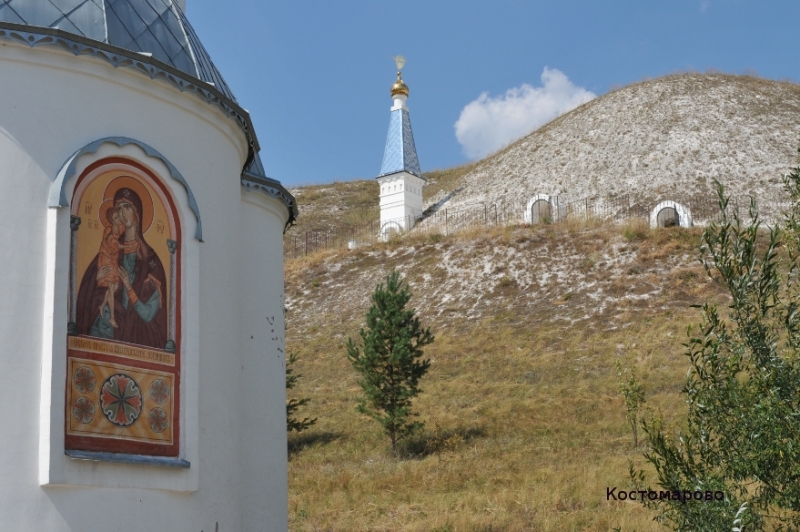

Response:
(0, 0), (236, 102)
(379, 108), (421, 178)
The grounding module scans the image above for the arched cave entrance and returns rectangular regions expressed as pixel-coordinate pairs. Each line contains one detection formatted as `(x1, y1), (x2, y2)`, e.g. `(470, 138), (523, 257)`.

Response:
(530, 199), (551, 224)
(656, 207), (679, 227)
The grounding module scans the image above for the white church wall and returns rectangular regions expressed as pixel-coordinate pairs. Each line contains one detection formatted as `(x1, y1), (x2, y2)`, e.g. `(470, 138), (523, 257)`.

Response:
(239, 191), (291, 532)
(378, 172), (424, 234)
(403, 175), (425, 216)
(378, 174), (406, 230)
(0, 39), (288, 531)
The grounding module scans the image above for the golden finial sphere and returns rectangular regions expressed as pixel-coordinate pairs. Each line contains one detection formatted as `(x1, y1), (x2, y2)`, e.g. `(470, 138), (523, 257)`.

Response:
(391, 71), (409, 97)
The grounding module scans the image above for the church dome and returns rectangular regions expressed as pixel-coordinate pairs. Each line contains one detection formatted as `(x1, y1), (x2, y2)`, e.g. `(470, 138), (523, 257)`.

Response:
(391, 71), (409, 97)
(0, 0), (235, 102)
(0, 0), (298, 224)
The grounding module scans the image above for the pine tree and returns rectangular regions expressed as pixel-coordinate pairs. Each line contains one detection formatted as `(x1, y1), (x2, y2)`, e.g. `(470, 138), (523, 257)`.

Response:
(346, 271), (434, 455)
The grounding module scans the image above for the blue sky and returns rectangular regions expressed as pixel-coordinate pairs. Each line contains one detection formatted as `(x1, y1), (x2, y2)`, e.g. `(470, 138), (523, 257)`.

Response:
(187, 1), (800, 188)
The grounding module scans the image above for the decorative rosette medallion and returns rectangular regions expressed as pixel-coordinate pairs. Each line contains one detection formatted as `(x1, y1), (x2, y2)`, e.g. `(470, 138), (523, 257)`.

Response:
(99, 374), (143, 427)
(72, 397), (95, 424)
(148, 408), (169, 433)
(73, 366), (96, 393)
(149, 379), (170, 405)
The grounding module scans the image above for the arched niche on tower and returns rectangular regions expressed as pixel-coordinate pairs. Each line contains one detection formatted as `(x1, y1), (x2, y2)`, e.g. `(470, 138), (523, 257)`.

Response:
(380, 220), (404, 238)
(40, 138), (201, 491)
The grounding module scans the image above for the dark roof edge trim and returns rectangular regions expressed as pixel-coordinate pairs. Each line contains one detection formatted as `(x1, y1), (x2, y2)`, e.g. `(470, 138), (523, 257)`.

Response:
(376, 170), (426, 181)
(241, 173), (298, 232)
(0, 22), (259, 172)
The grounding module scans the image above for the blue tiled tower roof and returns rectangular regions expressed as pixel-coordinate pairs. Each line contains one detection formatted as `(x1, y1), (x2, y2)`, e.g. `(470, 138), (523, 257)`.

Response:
(379, 107), (421, 177)
(0, 0), (236, 102)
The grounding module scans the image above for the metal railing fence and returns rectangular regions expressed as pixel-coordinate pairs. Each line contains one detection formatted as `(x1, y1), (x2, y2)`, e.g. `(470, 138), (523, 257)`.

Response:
(285, 193), (791, 259)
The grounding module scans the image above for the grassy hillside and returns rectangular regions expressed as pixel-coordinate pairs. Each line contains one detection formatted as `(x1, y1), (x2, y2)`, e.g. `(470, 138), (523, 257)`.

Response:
(285, 220), (730, 531)
(281, 71), (800, 531)
(286, 179), (379, 235)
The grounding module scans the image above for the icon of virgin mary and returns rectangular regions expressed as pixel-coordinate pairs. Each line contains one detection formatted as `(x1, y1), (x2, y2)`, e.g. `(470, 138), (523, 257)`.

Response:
(76, 178), (168, 350)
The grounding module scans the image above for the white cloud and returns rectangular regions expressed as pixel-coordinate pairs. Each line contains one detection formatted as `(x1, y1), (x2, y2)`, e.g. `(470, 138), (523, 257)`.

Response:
(454, 67), (596, 160)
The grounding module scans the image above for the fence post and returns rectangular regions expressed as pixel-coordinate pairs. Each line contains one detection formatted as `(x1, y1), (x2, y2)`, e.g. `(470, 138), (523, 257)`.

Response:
(445, 209), (448, 235)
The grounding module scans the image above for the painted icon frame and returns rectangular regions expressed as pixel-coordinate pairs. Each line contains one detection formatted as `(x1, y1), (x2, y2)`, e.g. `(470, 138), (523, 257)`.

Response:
(65, 157), (181, 458)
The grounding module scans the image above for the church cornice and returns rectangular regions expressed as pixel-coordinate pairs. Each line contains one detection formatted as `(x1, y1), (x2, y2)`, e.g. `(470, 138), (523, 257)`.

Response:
(376, 170), (426, 181)
(241, 174), (298, 232)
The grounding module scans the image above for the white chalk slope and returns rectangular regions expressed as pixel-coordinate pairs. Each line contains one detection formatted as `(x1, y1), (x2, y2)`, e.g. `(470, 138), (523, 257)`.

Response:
(436, 74), (800, 212)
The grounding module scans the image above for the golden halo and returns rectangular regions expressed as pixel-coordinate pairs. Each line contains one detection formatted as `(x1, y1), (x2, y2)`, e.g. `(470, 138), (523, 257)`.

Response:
(102, 175), (154, 234)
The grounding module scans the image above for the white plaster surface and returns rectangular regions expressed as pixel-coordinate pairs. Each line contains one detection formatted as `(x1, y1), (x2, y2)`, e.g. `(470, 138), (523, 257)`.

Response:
(0, 39), (289, 531)
(378, 172), (425, 234)
(391, 94), (408, 111)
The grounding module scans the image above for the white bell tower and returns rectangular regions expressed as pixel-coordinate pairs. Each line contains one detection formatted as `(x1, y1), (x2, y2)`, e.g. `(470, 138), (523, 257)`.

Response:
(377, 56), (425, 237)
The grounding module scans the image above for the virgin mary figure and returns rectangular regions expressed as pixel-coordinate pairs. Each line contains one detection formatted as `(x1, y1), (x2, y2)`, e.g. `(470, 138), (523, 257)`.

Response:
(76, 185), (168, 350)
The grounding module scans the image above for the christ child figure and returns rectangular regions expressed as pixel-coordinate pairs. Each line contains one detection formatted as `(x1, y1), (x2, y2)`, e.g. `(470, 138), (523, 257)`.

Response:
(97, 206), (124, 328)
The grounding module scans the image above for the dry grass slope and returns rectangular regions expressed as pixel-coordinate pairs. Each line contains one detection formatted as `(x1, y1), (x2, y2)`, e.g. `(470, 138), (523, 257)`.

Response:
(285, 220), (731, 531)
(285, 164), (478, 239)
(287, 179), (379, 234)
(282, 72), (800, 530)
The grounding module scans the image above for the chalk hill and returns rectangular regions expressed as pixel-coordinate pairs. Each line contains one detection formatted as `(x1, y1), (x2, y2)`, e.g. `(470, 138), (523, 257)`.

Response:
(434, 74), (800, 213)
(285, 224), (713, 334)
